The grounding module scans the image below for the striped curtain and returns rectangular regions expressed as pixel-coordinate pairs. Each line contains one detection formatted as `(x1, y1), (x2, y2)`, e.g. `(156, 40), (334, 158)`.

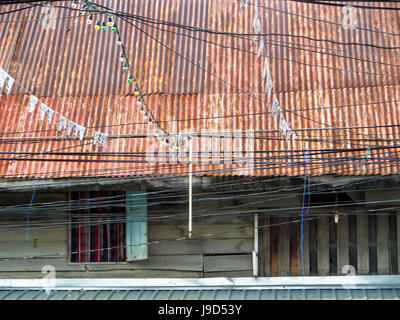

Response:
(70, 191), (126, 263)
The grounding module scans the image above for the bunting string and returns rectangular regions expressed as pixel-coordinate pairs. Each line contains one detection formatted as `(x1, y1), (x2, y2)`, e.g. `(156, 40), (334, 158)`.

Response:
(0, 66), (109, 148)
(240, 0), (299, 144)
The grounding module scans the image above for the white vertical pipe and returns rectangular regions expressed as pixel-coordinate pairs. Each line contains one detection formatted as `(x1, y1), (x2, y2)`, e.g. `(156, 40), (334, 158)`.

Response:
(189, 137), (193, 238)
(253, 213), (259, 276)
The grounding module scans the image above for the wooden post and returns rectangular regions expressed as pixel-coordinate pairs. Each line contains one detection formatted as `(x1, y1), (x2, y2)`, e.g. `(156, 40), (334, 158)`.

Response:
(258, 215), (270, 277)
(337, 215), (349, 273)
(377, 215), (390, 274)
(278, 217), (290, 276)
(398, 213), (400, 274)
(253, 214), (258, 276)
(357, 215), (369, 275)
(317, 216), (329, 276)
(188, 137), (193, 238)
(300, 219), (310, 276)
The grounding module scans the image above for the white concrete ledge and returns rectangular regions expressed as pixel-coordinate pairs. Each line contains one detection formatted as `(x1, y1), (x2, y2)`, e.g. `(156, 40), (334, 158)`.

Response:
(0, 276), (399, 290)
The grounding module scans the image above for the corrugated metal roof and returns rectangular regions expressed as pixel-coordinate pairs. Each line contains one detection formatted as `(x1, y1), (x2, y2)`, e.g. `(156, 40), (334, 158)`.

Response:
(0, 1), (399, 178)
(2, 288), (400, 300)
(1, 276), (400, 300)
(1, 1), (399, 96)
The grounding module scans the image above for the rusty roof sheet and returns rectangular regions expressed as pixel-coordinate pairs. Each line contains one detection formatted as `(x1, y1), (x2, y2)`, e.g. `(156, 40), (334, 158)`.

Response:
(0, 1), (399, 178)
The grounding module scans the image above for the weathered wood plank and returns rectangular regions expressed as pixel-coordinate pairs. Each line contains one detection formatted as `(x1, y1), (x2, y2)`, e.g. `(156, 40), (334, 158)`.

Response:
(0, 258), (85, 272)
(204, 270), (253, 278)
(317, 216), (329, 276)
(289, 220), (298, 276)
(0, 240), (66, 259)
(278, 217), (290, 276)
(87, 255), (203, 272)
(369, 215), (378, 274)
(377, 215), (390, 274)
(203, 254), (252, 272)
(299, 219), (310, 276)
(398, 213), (400, 275)
(357, 215), (369, 275)
(258, 215), (270, 276)
(269, 217), (279, 277)
(309, 219), (318, 275)
(0, 229), (67, 242)
(149, 224), (253, 240)
(329, 217), (337, 275)
(337, 215), (349, 273)
(0, 270), (204, 279)
(148, 238), (253, 256)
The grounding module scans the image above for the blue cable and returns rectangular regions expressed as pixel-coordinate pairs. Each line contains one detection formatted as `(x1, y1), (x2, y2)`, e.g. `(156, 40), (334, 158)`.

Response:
(23, 178), (38, 264)
(300, 150), (310, 276)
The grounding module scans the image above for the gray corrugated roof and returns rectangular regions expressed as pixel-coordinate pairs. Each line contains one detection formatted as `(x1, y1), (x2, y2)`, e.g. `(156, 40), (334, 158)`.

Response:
(1, 288), (400, 300)
(1, 276), (400, 300)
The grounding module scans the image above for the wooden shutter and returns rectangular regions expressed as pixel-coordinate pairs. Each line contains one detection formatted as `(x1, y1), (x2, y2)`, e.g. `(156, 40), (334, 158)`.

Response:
(126, 191), (148, 261)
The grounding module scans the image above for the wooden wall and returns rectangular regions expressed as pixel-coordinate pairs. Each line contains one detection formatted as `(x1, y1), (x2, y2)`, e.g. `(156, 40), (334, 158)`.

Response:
(258, 213), (400, 276)
(0, 188), (399, 278)
(0, 192), (254, 279)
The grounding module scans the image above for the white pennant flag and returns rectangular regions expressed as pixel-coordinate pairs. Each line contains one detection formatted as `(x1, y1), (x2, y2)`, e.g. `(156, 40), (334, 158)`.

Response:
(93, 131), (101, 145)
(78, 126), (86, 141)
(0, 68), (6, 94)
(28, 95), (39, 114)
(66, 120), (75, 136)
(58, 116), (66, 132)
(5, 75), (14, 95)
(252, 1), (259, 28)
(74, 124), (85, 141)
(99, 133), (108, 147)
(257, 38), (264, 58)
(279, 115), (289, 139)
(271, 95), (280, 120)
(39, 103), (47, 122)
(263, 72), (273, 102)
(46, 107), (54, 125)
(239, 0), (249, 12)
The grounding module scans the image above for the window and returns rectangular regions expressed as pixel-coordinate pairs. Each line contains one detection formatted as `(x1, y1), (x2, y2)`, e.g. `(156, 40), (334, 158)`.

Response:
(69, 191), (148, 263)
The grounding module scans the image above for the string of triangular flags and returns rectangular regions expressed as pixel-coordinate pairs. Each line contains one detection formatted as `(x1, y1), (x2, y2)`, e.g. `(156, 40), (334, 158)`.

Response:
(240, 0), (299, 145)
(0, 66), (109, 148)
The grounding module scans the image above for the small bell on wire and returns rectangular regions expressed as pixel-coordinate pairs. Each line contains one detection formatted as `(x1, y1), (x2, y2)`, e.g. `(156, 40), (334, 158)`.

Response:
(128, 73), (134, 83)
(133, 84), (140, 96)
(101, 21), (107, 31)
(122, 62), (128, 72)
(107, 16), (114, 27)
(94, 20), (101, 30)
(87, 14), (93, 25)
